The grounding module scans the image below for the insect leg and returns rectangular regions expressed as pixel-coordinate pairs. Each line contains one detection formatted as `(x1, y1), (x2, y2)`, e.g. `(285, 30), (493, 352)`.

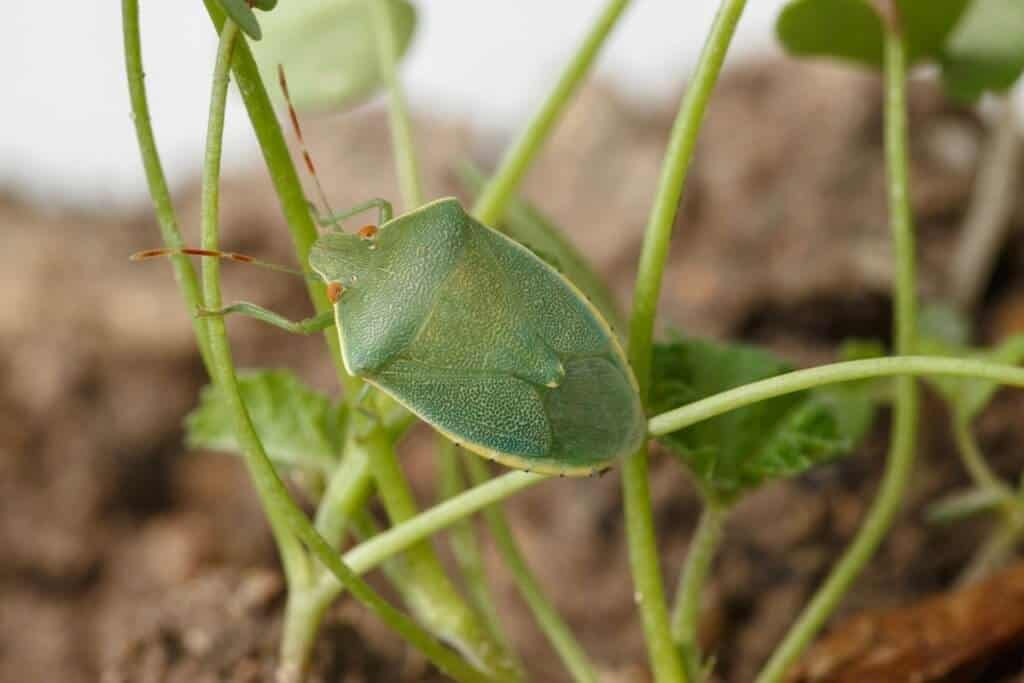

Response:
(313, 198), (394, 231)
(197, 302), (335, 335)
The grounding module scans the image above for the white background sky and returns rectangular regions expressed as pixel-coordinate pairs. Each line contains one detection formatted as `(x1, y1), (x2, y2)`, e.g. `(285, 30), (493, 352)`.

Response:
(4, 1), (793, 209)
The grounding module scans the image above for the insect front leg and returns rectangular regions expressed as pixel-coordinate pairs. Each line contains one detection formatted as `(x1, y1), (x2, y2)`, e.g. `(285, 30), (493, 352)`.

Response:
(197, 302), (335, 335)
(312, 198), (394, 232)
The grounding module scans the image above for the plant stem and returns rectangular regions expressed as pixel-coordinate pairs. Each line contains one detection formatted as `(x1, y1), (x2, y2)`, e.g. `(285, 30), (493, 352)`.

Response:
(624, 2), (746, 680)
(370, 0), (423, 208)
(465, 456), (599, 683)
(201, 20), (311, 590)
(952, 417), (1013, 499)
(121, 0), (213, 371)
(194, 21), (486, 683)
(671, 503), (725, 681)
(960, 506), (1024, 583)
(756, 21), (919, 683)
(648, 356), (1024, 435)
(313, 433), (374, 548)
(472, 0), (632, 226)
(439, 440), (521, 670)
(361, 421), (521, 681)
(201, 0), (357, 398)
(951, 95), (1021, 310)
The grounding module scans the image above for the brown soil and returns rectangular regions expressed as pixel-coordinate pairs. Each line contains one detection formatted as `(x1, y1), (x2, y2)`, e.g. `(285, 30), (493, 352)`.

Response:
(3, 59), (1024, 682)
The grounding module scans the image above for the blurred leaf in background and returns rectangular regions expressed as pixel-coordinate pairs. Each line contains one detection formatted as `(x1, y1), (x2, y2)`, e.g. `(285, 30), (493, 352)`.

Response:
(251, 0), (417, 111)
(776, 0), (1024, 102)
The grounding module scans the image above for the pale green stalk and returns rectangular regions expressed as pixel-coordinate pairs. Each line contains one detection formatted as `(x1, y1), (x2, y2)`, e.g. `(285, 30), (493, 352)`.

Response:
(439, 440), (522, 670)
(756, 21), (919, 683)
(370, 0), (423, 208)
(362, 422), (521, 681)
(953, 417), (1012, 498)
(472, 0), (632, 226)
(671, 503), (725, 682)
(122, 0), (213, 370)
(465, 456), (598, 683)
(624, 2), (747, 680)
(648, 356), (1024, 436)
(192, 19), (485, 683)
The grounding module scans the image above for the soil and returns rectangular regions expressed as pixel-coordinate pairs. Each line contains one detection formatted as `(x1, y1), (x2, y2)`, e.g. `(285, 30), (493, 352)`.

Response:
(4, 58), (1024, 682)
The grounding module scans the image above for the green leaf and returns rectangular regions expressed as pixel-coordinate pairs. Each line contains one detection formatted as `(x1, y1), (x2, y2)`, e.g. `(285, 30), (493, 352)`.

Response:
(941, 0), (1024, 102)
(776, 0), (969, 67)
(251, 0), (278, 10)
(185, 369), (346, 473)
(650, 338), (876, 502)
(457, 161), (624, 331)
(251, 0), (417, 112)
(217, 0), (263, 40)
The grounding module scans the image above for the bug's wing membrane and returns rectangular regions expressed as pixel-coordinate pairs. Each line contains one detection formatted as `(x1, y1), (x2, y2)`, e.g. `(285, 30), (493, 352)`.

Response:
(372, 359), (553, 463)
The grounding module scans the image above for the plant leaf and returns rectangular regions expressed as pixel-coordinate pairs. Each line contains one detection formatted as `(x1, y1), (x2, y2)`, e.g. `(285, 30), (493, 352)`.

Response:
(251, 0), (417, 112)
(650, 338), (876, 502)
(941, 0), (1024, 102)
(185, 369), (346, 472)
(776, 0), (969, 67)
(216, 0), (263, 40)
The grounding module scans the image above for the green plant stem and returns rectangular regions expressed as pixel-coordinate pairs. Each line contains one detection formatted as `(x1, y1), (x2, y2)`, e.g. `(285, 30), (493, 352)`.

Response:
(439, 440), (520, 669)
(756, 24), (919, 683)
(313, 434), (374, 547)
(624, 2), (746, 681)
(122, 0), (213, 371)
(201, 20), (311, 591)
(194, 21), (487, 683)
(648, 356), (1024, 435)
(201, 0), (357, 398)
(953, 417), (1012, 498)
(671, 503), (725, 681)
(370, 0), (423, 208)
(472, 0), (631, 226)
(361, 421), (520, 681)
(960, 506), (1024, 583)
(464, 456), (598, 683)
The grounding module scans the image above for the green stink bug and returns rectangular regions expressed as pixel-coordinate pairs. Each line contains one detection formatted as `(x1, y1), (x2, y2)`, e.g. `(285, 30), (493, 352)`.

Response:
(136, 198), (645, 476)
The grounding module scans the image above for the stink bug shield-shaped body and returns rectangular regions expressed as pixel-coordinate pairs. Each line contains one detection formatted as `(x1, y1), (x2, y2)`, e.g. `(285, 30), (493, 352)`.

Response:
(311, 198), (645, 475)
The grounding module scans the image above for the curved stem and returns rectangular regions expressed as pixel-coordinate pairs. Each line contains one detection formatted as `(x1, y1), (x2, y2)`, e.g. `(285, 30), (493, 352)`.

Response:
(671, 503), (725, 681)
(121, 0), (213, 370)
(648, 356), (1024, 436)
(439, 441), (521, 671)
(953, 417), (1013, 498)
(465, 457), (598, 683)
(624, 2), (747, 680)
(194, 21), (486, 683)
(370, 0), (423, 208)
(756, 23), (918, 683)
(201, 0), (358, 398)
(472, 0), (632, 226)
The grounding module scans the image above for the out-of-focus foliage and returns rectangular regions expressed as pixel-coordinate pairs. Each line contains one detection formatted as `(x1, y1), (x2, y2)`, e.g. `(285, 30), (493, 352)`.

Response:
(251, 0), (417, 111)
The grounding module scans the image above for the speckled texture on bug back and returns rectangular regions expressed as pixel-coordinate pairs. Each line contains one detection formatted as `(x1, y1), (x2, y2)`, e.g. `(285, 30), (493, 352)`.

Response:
(310, 198), (644, 475)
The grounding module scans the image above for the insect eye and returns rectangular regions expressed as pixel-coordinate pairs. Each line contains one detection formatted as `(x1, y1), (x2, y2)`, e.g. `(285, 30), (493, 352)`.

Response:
(326, 281), (344, 303)
(357, 224), (378, 240)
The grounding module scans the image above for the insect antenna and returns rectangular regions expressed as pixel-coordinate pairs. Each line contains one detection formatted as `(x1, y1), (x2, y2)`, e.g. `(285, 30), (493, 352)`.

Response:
(277, 64), (339, 230)
(130, 247), (319, 282)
